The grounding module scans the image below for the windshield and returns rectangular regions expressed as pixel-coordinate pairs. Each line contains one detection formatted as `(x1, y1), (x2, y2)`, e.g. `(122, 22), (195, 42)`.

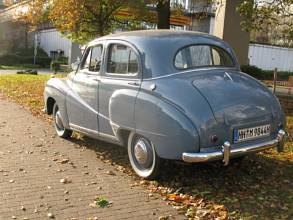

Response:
(174, 45), (234, 69)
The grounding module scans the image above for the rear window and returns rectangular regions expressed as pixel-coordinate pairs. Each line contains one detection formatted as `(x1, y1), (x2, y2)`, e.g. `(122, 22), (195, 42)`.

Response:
(174, 45), (234, 69)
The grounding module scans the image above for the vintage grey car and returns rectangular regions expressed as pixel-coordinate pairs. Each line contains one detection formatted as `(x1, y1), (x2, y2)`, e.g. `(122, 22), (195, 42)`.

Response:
(44, 30), (287, 179)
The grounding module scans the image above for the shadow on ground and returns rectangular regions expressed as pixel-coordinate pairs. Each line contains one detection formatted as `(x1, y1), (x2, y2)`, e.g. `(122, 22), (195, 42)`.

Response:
(68, 134), (293, 219)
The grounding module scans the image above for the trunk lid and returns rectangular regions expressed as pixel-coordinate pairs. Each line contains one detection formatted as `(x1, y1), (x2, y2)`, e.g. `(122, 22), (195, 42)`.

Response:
(192, 70), (275, 125)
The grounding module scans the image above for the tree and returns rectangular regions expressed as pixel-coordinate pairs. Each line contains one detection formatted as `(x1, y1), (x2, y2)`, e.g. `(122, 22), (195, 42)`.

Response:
(15, 0), (187, 43)
(237, 0), (293, 45)
(157, 0), (171, 29)
(17, 0), (147, 43)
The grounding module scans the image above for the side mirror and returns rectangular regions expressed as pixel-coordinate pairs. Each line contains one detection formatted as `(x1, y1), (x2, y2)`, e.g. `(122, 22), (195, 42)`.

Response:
(71, 58), (80, 71)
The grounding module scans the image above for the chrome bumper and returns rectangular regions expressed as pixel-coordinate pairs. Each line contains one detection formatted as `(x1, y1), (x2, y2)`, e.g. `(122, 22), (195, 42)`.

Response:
(182, 130), (287, 165)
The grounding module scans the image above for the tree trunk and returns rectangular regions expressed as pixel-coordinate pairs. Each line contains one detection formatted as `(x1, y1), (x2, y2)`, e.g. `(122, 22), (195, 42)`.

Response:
(157, 0), (170, 29)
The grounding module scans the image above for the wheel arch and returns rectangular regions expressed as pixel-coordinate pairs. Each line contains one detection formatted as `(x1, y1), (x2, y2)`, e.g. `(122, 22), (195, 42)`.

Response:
(46, 97), (56, 115)
(44, 79), (70, 128)
(115, 128), (131, 147)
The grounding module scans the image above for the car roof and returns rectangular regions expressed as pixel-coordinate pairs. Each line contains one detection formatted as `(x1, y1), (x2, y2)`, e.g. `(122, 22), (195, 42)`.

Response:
(89, 30), (239, 78)
(103, 29), (210, 38)
(95, 29), (221, 43)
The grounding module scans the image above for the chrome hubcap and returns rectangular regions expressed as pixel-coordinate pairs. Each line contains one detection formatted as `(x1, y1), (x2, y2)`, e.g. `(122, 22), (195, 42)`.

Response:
(55, 111), (64, 130)
(134, 139), (148, 165)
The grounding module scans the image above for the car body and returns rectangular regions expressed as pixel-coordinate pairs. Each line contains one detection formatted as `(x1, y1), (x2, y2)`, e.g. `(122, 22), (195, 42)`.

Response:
(44, 30), (287, 179)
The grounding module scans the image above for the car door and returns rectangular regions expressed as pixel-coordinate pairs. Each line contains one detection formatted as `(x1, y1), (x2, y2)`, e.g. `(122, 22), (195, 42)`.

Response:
(98, 41), (141, 138)
(67, 43), (104, 133)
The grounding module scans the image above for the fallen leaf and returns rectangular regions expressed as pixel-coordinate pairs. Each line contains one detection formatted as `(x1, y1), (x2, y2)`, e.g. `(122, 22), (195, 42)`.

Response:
(104, 171), (116, 176)
(60, 178), (71, 184)
(159, 215), (169, 220)
(47, 213), (54, 219)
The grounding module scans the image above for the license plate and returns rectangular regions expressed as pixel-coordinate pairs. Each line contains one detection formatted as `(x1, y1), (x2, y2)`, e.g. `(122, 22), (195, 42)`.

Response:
(234, 124), (271, 143)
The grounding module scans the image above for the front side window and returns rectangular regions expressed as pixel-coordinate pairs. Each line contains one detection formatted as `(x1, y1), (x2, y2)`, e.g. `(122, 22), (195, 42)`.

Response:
(89, 45), (103, 72)
(80, 48), (91, 70)
(107, 44), (139, 74)
(174, 45), (234, 69)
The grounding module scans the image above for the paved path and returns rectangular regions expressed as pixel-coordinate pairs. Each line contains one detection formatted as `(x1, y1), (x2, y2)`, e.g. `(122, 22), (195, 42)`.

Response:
(0, 98), (181, 220)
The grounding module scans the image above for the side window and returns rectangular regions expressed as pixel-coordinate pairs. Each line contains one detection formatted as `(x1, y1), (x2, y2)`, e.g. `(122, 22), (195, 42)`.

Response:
(128, 50), (139, 73)
(80, 48), (91, 70)
(211, 47), (234, 66)
(89, 45), (103, 72)
(212, 48), (221, 65)
(107, 44), (139, 74)
(174, 51), (187, 69)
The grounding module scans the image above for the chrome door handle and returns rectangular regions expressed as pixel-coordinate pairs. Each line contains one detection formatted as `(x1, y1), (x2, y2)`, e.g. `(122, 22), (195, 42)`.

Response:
(128, 82), (140, 86)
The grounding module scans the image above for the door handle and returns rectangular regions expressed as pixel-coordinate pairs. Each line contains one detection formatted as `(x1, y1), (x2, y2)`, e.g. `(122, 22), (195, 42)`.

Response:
(92, 78), (100, 82)
(128, 82), (140, 86)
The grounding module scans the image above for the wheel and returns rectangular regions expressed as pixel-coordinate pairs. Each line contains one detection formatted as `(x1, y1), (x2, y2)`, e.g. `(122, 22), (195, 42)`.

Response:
(53, 103), (72, 138)
(128, 133), (161, 179)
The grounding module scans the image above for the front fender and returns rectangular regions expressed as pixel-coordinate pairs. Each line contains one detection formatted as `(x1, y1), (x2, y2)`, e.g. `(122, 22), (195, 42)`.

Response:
(134, 90), (199, 160)
(44, 78), (70, 128)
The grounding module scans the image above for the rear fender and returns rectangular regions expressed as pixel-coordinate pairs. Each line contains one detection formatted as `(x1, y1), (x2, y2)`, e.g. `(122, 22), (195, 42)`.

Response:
(134, 91), (199, 160)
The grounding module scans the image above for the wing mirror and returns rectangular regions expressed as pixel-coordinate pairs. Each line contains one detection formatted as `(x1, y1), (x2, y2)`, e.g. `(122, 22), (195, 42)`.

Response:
(71, 57), (81, 71)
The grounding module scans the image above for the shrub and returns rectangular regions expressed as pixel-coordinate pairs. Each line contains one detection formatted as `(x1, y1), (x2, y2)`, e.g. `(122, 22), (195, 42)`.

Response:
(57, 56), (69, 65)
(50, 60), (62, 72)
(0, 47), (51, 68)
(37, 57), (51, 67)
(15, 48), (48, 57)
(50, 56), (69, 73)
(262, 70), (293, 81)
(241, 65), (293, 81)
(240, 65), (264, 79)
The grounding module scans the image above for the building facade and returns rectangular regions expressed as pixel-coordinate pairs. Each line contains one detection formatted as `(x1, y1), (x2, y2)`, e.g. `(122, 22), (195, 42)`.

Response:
(171, 0), (215, 34)
(0, 0), (264, 68)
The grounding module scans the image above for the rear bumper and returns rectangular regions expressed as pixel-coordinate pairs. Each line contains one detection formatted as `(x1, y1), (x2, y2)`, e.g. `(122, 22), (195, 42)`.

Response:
(182, 130), (287, 165)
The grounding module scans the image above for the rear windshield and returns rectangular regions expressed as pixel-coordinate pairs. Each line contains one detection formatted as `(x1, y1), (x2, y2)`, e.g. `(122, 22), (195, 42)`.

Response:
(174, 45), (234, 69)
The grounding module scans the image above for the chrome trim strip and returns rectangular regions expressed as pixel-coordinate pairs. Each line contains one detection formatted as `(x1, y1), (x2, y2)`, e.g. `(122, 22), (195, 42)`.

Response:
(182, 130), (286, 164)
(144, 67), (237, 81)
(99, 132), (119, 142)
(69, 123), (119, 143)
(70, 123), (99, 135)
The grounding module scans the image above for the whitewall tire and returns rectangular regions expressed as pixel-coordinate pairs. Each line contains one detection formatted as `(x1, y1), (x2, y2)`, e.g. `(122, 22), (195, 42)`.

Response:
(53, 103), (72, 138)
(128, 132), (161, 179)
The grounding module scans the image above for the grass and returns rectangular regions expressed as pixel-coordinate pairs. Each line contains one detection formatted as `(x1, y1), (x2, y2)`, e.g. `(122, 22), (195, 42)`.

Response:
(0, 74), (62, 121)
(0, 74), (292, 219)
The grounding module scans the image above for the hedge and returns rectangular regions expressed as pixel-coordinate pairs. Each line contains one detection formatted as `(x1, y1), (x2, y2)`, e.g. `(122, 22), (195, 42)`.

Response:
(0, 54), (51, 67)
(241, 65), (293, 81)
(0, 47), (51, 67)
